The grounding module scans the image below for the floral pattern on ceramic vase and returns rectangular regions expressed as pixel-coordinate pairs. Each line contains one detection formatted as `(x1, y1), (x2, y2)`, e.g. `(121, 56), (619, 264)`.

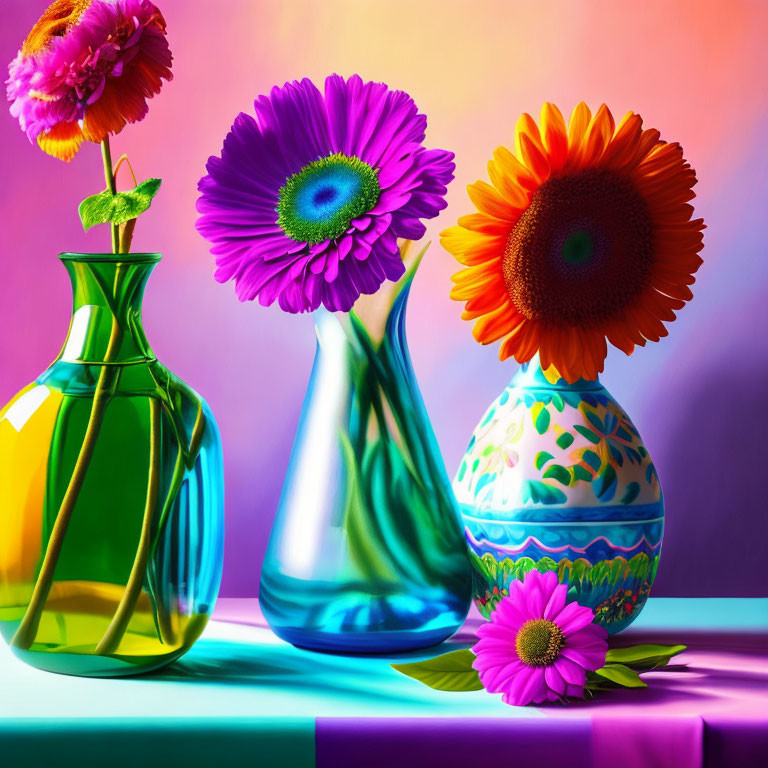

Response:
(454, 358), (662, 634)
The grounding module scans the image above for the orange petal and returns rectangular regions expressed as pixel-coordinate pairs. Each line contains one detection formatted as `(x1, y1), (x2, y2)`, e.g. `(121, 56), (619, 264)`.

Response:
(487, 158), (530, 209)
(540, 102), (568, 174)
(492, 146), (539, 193)
(22, 0), (93, 56)
(517, 132), (551, 184)
(467, 180), (519, 220)
(567, 102), (592, 157)
(37, 121), (84, 162)
(580, 104), (615, 167)
(472, 304), (521, 344)
(457, 213), (513, 236)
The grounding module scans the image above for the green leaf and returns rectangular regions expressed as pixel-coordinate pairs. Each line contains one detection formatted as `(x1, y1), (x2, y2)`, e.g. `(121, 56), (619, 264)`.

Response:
(532, 403), (551, 435)
(574, 425), (600, 444)
(606, 644), (687, 669)
(391, 649), (483, 692)
(556, 432), (574, 450)
(542, 464), (571, 486)
(535, 451), (554, 470)
(593, 663), (647, 688)
(79, 178), (162, 232)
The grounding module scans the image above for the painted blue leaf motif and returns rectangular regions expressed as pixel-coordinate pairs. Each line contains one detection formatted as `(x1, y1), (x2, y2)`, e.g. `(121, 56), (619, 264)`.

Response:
(616, 426), (633, 442)
(646, 463), (657, 484)
(582, 394), (599, 407)
(585, 410), (605, 434)
(594, 464), (617, 501)
(583, 450), (601, 471)
(603, 412), (618, 433)
(474, 473), (495, 498)
(499, 389), (510, 405)
(524, 393), (535, 408)
(522, 480), (567, 505)
(621, 481), (641, 505)
(609, 445), (624, 466)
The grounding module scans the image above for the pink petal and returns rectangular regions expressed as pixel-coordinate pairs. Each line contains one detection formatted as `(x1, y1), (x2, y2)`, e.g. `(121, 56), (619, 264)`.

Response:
(543, 582), (567, 620)
(553, 656), (587, 686)
(524, 574), (546, 617)
(554, 601), (597, 635)
(544, 664), (566, 696)
(561, 646), (606, 671)
(569, 623), (608, 644)
(507, 666), (547, 706)
(478, 660), (525, 693)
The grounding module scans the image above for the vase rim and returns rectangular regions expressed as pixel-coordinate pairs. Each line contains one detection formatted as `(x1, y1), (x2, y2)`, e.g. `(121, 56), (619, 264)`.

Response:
(58, 252), (161, 264)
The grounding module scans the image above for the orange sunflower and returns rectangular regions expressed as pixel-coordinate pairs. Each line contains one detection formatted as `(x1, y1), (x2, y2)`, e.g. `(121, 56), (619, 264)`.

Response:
(442, 102), (705, 383)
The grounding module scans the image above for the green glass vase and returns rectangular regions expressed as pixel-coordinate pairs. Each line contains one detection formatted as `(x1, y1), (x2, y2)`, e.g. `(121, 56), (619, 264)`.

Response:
(0, 253), (224, 676)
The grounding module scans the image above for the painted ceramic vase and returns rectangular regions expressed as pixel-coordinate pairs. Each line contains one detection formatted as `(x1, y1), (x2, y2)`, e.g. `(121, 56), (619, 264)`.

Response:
(260, 252), (472, 653)
(454, 358), (663, 634)
(0, 253), (224, 676)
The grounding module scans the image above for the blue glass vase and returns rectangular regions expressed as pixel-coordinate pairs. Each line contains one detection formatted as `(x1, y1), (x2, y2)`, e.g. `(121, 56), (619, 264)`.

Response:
(260, 244), (472, 653)
(454, 359), (663, 634)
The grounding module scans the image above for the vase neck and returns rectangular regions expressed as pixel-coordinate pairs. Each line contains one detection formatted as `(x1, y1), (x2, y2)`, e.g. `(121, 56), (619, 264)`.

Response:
(511, 354), (603, 391)
(57, 253), (160, 365)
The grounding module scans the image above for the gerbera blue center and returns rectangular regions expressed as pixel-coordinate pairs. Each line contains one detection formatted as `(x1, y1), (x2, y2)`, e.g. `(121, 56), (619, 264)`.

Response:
(277, 153), (380, 244)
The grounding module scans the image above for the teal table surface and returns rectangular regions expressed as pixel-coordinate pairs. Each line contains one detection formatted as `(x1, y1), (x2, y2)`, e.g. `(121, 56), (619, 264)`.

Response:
(1, 598), (766, 767)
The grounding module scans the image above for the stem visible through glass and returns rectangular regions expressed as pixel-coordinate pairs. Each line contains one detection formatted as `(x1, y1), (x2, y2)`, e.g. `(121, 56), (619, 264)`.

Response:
(11, 311), (124, 650)
(95, 398), (161, 655)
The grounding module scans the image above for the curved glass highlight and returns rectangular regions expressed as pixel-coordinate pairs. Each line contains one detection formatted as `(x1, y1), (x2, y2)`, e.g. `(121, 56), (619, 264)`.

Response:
(260, 247), (472, 653)
(0, 254), (224, 676)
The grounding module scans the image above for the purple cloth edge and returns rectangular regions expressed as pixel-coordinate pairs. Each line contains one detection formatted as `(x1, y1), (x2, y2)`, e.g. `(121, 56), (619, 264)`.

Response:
(315, 717), (593, 768)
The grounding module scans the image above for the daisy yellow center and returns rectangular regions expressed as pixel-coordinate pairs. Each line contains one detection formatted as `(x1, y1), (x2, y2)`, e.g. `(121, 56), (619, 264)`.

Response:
(502, 169), (654, 326)
(277, 153), (380, 244)
(515, 618), (564, 667)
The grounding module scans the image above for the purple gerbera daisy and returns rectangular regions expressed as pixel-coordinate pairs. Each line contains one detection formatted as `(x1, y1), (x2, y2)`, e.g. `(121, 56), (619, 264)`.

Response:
(472, 570), (608, 705)
(195, 74), (455, 313)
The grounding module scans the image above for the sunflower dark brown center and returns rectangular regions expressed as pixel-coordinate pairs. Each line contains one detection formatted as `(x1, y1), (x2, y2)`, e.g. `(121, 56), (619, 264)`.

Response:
(515, 618), (564, 667)
(502, 169), (653, 326)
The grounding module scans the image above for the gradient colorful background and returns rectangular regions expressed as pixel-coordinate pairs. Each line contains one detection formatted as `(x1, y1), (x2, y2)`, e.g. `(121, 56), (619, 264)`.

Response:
(1, 0), (766, 598)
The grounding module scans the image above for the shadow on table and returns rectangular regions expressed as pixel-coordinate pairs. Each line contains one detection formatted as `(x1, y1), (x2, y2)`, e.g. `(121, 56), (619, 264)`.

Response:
(564, 627), (768, 710)
(142, 634), (467, 704)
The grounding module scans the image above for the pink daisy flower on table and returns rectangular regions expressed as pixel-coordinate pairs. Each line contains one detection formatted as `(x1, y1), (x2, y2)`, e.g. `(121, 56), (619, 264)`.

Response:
(472, 569), (608, 705)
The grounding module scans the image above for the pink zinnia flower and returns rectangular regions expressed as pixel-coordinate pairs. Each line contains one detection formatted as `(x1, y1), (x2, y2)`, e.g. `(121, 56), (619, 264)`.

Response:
(472, 570), (608, 705)
(6, 0), (172, 161)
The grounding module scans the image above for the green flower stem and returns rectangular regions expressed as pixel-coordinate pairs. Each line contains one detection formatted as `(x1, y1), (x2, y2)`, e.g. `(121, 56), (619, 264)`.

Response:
(11, 317), (123, 650)
(95, 398), (161, 655)
(101, 138), (119, 253)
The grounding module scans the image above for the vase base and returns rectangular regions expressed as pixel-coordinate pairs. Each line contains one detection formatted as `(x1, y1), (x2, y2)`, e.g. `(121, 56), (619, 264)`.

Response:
(8, 645), (191, 678)
(269, 623), (460, 655)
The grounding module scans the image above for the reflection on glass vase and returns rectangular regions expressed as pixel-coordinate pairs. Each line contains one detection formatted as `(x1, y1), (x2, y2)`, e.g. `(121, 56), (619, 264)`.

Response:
(0, 253), (224, 676)
(259, 243), (472, 653)
(454, 359), (663, 635)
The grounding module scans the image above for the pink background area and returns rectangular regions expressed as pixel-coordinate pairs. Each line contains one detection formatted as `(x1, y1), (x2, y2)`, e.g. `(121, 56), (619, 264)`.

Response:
(1, 0), (766, 597)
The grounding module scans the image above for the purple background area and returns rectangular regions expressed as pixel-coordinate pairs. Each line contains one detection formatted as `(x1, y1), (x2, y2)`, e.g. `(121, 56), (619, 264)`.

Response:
(1, 1), (766, 597)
